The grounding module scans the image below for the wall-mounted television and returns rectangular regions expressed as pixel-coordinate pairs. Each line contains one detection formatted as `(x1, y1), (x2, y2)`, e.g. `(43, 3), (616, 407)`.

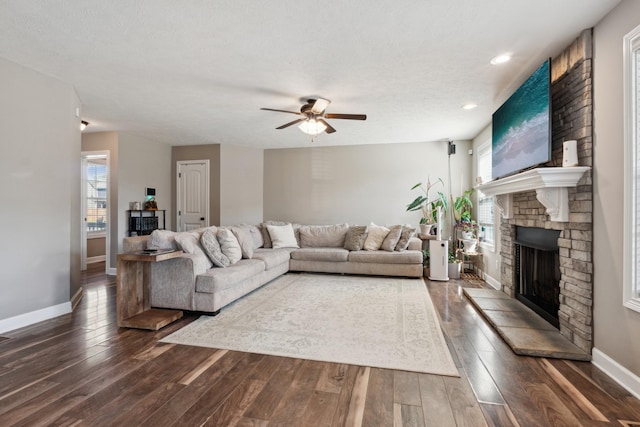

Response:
(492, 59), (551, 180)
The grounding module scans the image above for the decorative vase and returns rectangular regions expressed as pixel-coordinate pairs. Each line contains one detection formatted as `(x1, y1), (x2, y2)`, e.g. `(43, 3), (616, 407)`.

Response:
(461, 231), (475, 240)
(462, 239), (478, 254)
(448, 262), (461, 279)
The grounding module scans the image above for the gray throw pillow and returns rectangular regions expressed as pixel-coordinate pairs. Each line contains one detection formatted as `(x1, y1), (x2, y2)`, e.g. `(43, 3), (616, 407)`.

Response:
(344, 225), (368, 251)
(230, 226), (254, 259)
(217, 228), (242, 264)
(381, 225), (403, 252)
(200, 229), (230, 268)
(174, 231), (214, 269)
(395, 226), (416, 251)
(146, 229), (179, 250)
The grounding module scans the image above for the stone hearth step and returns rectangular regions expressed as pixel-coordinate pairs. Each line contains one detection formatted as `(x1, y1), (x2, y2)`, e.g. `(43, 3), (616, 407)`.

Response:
(463, 288), (590, 361)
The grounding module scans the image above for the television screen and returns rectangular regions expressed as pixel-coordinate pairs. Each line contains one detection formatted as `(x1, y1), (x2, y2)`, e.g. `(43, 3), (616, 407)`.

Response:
(492, 59), (551, 180)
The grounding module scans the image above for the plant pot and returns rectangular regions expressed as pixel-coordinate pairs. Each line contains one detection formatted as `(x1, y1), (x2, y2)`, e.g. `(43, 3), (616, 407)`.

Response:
(461, 231), (475, 240)
(462, 239), (478, 254)
(419, 223), (434, 237)
(448, 262), (461, 279)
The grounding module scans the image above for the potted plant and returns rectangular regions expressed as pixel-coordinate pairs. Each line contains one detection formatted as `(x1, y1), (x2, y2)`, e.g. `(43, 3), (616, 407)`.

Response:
(447, 251), (461, 279)
(461, 220), (479, 240)
(422, 249), (430, 277)
(452, 188), (474, 224)
(406, 177), (448, 235)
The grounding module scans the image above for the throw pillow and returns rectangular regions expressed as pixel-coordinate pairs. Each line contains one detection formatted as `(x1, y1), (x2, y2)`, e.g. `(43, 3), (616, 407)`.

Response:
(363, 223), (390, 251)
(217, 228), (242, 264)
(200, 229), (230, 268)
(266, 223), (299, 249)
(174, 231), (214, 269)
(146, 229), (178, 250)
(230, 226), (254, 259)
(299, 224), (349, 247)
(344, 225), (368, 251)
(395, 226), (416, 251)
(380, 225), (403, 252)
(260, 220), (289, 248)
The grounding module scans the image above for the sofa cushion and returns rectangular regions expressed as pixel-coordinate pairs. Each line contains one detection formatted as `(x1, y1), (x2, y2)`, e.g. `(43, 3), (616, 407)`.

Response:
(147, 229), (179, 250)
(290, 247), (349, 262)
(200, 229), (230, 268)
(344, 225), (368, 251)
(230, 226), (255, 259)
(266, 223), (300, 249)
(195, 259), (266, 293)
(253, 248), (292, 270)
(363, 223), (390, 251)
(348, 250), (422, 264)
(260, 220), (289, 248)
(299, 224), (349, 248)
(243, 224), (264, 249)
(174, 231), (213, 269)
(395, 226), (416, 251)
(217, 228), (242, 264)
(380, 225), (403, 252)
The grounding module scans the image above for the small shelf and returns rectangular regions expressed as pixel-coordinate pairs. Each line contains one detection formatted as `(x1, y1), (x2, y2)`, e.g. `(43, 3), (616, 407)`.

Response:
(477, 167), (590, 222)
(127, 209), (166, 236)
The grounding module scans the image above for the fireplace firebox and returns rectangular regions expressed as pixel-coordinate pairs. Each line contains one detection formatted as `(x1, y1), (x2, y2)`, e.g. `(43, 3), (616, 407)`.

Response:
(514, 226), (561, 328)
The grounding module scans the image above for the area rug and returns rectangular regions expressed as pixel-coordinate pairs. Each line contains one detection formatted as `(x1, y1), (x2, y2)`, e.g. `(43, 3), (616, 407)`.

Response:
(160, 273), (459, 376)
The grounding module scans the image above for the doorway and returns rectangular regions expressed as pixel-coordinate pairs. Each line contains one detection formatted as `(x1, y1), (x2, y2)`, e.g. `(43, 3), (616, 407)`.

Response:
(81, 151), (110, 273)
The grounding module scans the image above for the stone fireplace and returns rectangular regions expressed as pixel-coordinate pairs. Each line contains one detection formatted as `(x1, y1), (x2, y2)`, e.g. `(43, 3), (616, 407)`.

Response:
(479, 30), (594, 354)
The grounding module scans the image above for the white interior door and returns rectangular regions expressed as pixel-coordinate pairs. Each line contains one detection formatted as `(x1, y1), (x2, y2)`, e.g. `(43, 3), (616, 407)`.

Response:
(177, 160), (210, 231)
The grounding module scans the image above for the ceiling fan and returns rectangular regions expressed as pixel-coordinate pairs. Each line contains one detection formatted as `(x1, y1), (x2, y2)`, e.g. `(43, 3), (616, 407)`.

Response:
(260, 98), (366, 135)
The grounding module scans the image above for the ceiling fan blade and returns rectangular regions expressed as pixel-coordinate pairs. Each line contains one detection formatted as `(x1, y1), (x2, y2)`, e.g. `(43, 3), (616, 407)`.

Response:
(311, 98), (331, 114)
(318, 119), (336, 134)
(276, 118), (305, 129)
(324, 113), (367, 120)
(260, 108), (302, 115)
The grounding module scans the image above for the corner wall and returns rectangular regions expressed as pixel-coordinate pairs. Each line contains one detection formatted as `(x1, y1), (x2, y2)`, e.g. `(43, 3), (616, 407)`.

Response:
(220, 144), (263, 225)
(593, 0), (640, 377)
(0, 56), (81, 331)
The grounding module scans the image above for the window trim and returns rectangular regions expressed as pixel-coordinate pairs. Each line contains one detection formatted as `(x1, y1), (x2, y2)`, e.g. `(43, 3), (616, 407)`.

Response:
(623, 24), (640, 313)
(477, 139), (496, 252)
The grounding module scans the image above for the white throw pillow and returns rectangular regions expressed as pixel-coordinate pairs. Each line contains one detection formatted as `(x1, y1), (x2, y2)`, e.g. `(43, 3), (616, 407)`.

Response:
(363, 223), (390, 251)
(217, 228), (242, 264)
(266, 224), (300, 249)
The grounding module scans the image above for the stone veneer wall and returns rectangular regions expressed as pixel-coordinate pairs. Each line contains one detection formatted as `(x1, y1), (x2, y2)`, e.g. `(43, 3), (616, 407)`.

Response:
(499, 29), (594, 353)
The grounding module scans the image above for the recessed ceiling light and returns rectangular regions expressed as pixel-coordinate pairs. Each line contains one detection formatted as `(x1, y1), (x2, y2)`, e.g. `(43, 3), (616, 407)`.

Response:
(462, 103), (478, 110)
(490, 54), (511, 65)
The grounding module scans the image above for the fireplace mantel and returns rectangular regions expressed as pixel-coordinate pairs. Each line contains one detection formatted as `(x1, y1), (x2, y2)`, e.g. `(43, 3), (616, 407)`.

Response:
(477, 167), (590, 222)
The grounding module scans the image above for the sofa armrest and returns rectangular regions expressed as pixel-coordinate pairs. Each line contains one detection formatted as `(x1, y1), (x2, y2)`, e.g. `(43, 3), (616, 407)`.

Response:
(408, 237), (422, 251)
(122, 236), (150, 252)
(149, 253), (205, 311)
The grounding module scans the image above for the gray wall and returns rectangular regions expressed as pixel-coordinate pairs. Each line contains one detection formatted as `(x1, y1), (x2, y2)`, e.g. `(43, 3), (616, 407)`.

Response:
(264, 140), (474, 232)
(82, 132), (119, 270)
(118, 133), (173, 252)
(593, 0), (640, 375)
(87, 237), (106, 258)
(172, 144), (221, 227)
(0, 56), (81, 324)
(220, 144), (264, 225)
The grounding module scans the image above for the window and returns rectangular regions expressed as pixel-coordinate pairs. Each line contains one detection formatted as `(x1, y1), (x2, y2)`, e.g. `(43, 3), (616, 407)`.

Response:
(86, 158), (107, 235)
(477, 140), (495, 249)
(624, 24), (640, 312)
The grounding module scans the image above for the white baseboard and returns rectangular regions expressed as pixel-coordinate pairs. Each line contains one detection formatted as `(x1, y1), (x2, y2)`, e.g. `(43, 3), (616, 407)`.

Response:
(87, 255), (106, 264)
(482, 272), (501, 290)
(71, 287), (84, 310)
(592, 347), (640, 400)
(107, 267), (117, 276)
(0, 302), (72, 335)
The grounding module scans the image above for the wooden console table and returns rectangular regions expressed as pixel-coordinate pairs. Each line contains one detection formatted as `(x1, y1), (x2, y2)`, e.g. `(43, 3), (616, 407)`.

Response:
(117, 250), (184, 330)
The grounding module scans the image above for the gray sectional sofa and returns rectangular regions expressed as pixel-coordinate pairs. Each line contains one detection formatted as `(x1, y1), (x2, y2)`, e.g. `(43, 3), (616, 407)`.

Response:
(122, 223), (422, 315)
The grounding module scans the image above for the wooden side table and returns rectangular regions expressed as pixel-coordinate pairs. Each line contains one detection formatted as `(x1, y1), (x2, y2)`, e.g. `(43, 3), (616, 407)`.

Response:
(117, 250), (184, 330)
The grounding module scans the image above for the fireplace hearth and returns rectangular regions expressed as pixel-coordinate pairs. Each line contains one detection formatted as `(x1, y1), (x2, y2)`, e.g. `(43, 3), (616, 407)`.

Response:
(514, 227), (561, 328)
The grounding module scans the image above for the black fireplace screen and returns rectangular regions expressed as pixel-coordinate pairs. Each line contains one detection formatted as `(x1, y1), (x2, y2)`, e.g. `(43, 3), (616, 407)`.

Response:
(514, 227), (561, 328)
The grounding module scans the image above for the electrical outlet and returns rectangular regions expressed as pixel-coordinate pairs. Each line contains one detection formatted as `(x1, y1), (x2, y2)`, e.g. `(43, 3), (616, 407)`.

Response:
(495, 259), (500, 269)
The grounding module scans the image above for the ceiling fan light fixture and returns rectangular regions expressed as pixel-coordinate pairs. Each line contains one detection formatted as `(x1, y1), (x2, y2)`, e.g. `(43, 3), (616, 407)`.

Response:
(298, 118), (326, 135)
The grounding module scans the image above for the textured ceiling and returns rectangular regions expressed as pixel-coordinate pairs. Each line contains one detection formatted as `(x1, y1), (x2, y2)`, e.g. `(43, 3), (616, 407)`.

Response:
(0, 0), (620, 148)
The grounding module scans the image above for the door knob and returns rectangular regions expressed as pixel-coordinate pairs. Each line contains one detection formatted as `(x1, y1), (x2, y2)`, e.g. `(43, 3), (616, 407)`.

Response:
(200, 217), (205, 221)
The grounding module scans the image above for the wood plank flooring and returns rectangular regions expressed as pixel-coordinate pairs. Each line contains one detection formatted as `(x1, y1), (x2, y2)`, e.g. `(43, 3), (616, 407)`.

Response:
(0, 262), (639, 426)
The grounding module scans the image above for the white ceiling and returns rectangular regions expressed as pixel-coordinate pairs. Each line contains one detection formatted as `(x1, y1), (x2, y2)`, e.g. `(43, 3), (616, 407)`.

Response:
(0, 0), (620, 148)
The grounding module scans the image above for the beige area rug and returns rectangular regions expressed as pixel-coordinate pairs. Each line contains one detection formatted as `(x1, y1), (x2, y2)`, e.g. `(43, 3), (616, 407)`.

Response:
(161, 273), (459, 376)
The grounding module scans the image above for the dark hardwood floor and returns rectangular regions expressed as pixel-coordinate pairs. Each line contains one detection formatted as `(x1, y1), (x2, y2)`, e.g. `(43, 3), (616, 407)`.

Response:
(1, 262), (639, 426)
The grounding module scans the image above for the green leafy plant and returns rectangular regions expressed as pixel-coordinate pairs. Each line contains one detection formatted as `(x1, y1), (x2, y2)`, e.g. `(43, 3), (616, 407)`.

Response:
(452, 188), (474, 223)
(422, 249), (430, 267)
(406, 177), (448, 225)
